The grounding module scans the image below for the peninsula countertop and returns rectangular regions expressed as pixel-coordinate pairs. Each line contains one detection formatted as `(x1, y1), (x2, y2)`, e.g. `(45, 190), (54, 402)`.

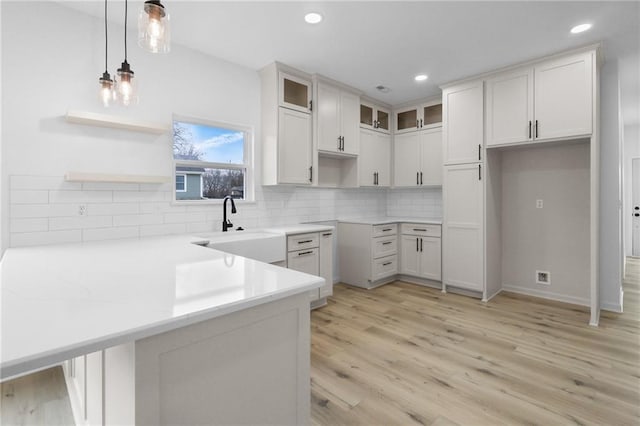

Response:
(0, 234), (323, 380)
(337, 217), (442, 225)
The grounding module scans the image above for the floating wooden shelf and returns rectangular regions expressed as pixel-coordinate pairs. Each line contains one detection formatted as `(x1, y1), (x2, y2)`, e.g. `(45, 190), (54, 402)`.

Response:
(65, 172), (171, 184)
(65, 110), (169, 134)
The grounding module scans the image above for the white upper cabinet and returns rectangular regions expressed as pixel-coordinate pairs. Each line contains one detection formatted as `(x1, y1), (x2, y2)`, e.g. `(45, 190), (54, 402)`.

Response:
(316, 81), (360, 155)
(443, 80), (484, 165)
(359, 129), (390, 187)
(534, 52), (593, 140)
(360, 101), (390, 134)
(395, 102), (443, 134)
(279, 72), (312, 114)
(485, 51), (594, 146)
(261, 63), (313, 185)
(485, 68), (534, 146)
(393, 127), (442, 187)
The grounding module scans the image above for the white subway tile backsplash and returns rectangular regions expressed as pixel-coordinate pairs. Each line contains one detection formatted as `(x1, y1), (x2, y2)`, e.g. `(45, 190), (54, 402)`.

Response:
(49, 190), (113, 204)
(11, 230), (82, 247)
(10, 190), (49, 204)
(49, 216), (113, 231)
(83, 226), (139, 242)
(10, 218), (49, 233)
(8, 175), (442, 247)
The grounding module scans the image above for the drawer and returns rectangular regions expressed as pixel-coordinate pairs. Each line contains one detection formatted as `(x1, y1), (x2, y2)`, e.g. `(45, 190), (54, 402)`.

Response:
(400, 223), (441, 237)
(287, 232), (319, 251)
(372, 236), (397, 259)
(372, 255), (397, 281)
(372, 224), (397, 237)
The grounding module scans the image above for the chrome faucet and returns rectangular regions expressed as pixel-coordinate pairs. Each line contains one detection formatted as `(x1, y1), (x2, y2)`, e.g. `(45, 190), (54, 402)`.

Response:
(222, 196), (237, 232)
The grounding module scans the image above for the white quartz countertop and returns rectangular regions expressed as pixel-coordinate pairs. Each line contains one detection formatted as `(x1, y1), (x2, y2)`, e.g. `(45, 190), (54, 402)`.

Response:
(0, 235), (323, 380)
(263, 224), (335, 235)
(337, 217), (442, 225)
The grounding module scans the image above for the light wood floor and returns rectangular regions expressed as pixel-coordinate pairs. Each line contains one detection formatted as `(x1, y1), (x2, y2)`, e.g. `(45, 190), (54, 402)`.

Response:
(310, 258), (640, 426)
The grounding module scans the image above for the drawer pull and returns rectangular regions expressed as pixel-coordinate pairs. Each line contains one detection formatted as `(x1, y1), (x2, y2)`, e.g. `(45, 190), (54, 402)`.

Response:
(381, 228), (393, 232)
(382, 262), (392, 266)
(413, 228), (427, 232)
(322, 233), (332, 237)
(382, 241), (392, 245)
(298, 240), (313, 244)
(298, 251), (314, 256)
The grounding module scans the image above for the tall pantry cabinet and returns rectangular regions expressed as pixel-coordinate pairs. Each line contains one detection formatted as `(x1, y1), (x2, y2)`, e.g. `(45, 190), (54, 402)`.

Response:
(442, 80), (485, 294)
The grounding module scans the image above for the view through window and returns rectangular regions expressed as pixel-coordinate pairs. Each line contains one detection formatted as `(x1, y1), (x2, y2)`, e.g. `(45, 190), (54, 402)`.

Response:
(173, 118), (249, 201)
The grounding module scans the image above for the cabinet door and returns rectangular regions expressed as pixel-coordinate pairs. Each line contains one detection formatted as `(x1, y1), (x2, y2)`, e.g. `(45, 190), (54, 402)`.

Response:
(278, 108), (312, 184)
(319, 232), (333, 298)
(443, 80), (484, 165)
(420, 127), (443, 186)
(279, 72), (312, 114)
(317, 83), (341, 152)
(395, 105), (419, 134)
(86, 351), (103, 426)
(443, 164), (484, 291)
(400, 235), (420, 276)
(360, 102), (375, 130)
(375, 107), (390, 133)
(340, 91), (360, 155)
(359, 129), (378, 186)
(287, 248), (319, 276)
(418, 237), (441, 281)
(485, 68), (533, 146)
(534, 52), (593, 140)
(373, 132), (391, 186)
(393, 132), (421, 187)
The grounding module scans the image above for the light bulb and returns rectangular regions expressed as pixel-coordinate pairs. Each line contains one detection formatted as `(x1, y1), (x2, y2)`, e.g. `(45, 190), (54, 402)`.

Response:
(98, 72), (114, 107)
(138, 1), (170, 53)
(148, 17), (162, 38)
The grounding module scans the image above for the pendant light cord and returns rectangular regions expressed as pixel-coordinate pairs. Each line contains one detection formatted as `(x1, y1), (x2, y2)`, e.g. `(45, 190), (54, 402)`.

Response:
(124, 0), (128, 61)
(104, 0), (108, 72)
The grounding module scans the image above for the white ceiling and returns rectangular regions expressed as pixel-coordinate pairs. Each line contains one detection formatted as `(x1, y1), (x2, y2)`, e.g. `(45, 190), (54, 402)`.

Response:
(60, 1), (639, 108)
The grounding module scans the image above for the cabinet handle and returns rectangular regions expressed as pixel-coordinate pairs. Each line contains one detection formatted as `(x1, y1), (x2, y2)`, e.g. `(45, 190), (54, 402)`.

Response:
(382, 228), (393, 232)
(309, 166), (313, 182)
(382, 241), (392, 245)
(416, 238), (419, 251)
(322, 233), (333, 237)
(420, 118), (423, 128)
(420, 238), (423, 252)
(420, 171), (423, 185)
(416, 119), (419, 128)
(298, 240), (313, 244)
(376, 172), (379, 185)
(382, 262), (392, 266)
(528, 120), (532, 139)
(413, 228), (427, 232)
(337, 136), (341, 150)
(535, 120), (538, 139)
(341, 136), (345, 151)
(478, 144), (481, 161)
(309, 100), (313, 111)
(478, 164), (482, 181)
(416, 172), (419, 185)
(298, 250), (314, 256)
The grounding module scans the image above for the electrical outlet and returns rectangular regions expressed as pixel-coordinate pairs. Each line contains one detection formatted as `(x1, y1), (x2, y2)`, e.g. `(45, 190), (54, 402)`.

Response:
(536, 199), (544, 209)
(78, 204), (87, 216)
(536, 270), (550, 285)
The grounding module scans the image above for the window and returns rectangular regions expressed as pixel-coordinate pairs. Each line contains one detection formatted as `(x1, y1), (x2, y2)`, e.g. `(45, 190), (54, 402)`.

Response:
(175, 174), (186, 192)
(172, 116), (253, 202)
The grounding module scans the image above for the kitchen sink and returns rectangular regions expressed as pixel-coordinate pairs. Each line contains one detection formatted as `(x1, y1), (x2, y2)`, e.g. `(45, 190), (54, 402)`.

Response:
(195, 231), (286, 264)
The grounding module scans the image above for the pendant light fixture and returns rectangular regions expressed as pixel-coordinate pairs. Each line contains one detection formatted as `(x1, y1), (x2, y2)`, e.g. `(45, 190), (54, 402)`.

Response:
(138, 0), (170, 53)
(117, 0), (138, 106)
(98, 0), (115, 107)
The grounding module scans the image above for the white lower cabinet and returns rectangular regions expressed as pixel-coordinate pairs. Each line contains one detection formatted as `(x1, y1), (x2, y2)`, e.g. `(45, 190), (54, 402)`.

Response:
(286, 231), (333, 306)
(399, 224), (442, 282)
(338, 223), (398, 289)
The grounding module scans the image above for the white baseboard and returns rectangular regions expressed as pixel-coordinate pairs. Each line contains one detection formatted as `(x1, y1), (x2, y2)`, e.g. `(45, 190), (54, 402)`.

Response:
(601, 301), (623, 313)
(501, 285), (590, 307)
(483, 288), (503, 302)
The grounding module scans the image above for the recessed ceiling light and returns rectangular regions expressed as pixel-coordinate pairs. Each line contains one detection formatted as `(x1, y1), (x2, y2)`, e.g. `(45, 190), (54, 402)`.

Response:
(376, 85), (391, 93)
(304, 12), (323, 24)
(570, 23), (592, 34)
(414, 74), (428, 82)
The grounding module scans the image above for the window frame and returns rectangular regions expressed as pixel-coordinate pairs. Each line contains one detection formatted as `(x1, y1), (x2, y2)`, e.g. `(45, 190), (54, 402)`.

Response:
(172, 114), (255, 204)
(175, 174), (187, 192)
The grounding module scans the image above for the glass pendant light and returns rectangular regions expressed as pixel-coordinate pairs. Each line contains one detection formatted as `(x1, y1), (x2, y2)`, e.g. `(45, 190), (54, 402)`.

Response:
(138, 0), (170, 53)
(98, 0), (115, 107)
(117, 0), (138, 106)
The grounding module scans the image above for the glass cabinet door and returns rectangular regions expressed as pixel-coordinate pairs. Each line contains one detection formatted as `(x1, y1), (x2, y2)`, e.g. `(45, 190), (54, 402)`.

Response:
(279, 72), (312, 113)
(396, 108), (418, 132)
(376, 109), (389, 132)
(423, 104), (443, 127)
(360, 104), (374, 127)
